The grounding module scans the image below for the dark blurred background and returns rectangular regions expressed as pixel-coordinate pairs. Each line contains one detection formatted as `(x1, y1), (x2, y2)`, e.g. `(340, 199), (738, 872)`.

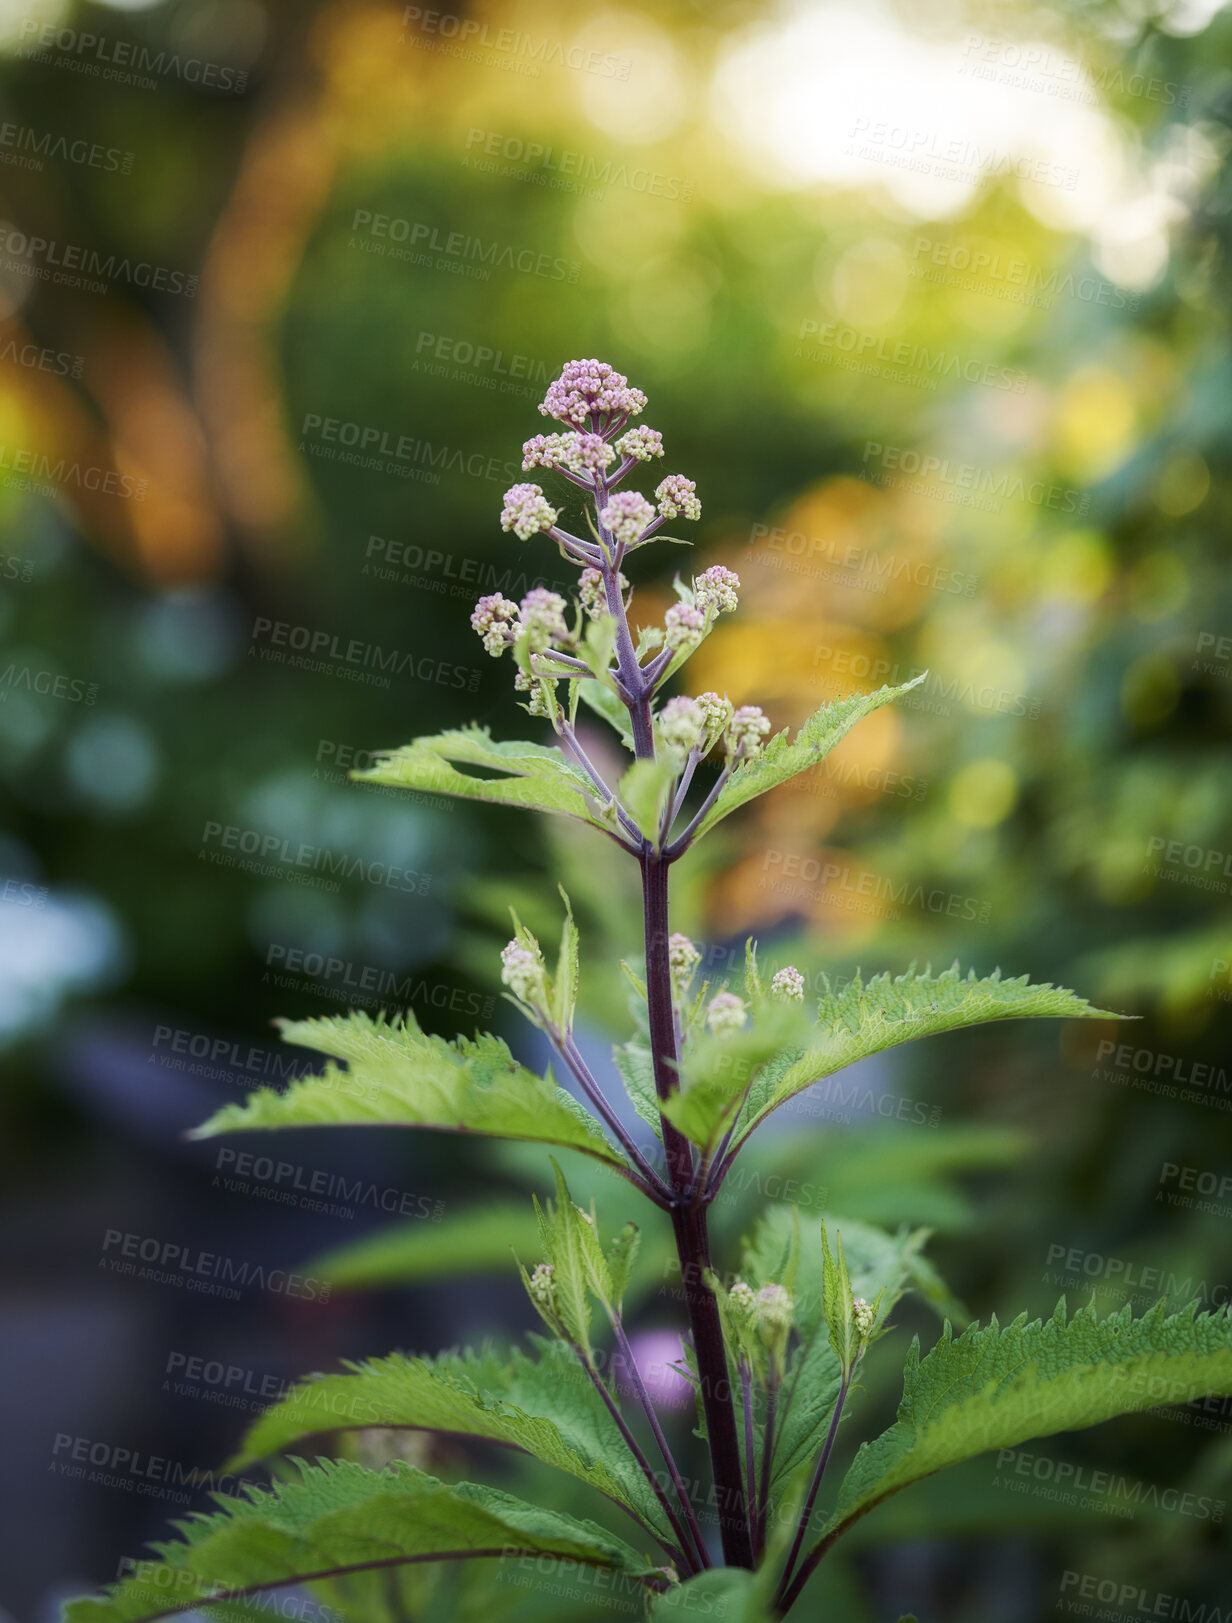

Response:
(1, 0), (1231, 1617)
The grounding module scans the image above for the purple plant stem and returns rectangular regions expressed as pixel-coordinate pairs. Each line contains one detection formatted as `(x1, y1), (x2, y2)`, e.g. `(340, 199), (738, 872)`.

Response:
(740, 1358), (758, 1552)
(757, 1370), (779, 1554)
(777, 1370), (852, 1609)
(596, 505), (754, 1570)
(571, 1342), (701, 1576)
(557, 1030), (673, 1203)
(612, 1316), (710, 1570)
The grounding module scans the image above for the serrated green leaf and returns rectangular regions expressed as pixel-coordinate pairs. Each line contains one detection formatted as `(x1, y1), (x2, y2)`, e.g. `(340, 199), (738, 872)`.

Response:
(353, 726), (602, 825)
(817, 1299), (1232, 1555)
(229, 1340), (675, 1545)
(189, 1011), (628, 1174)
(613, 1041), (664, 1139)
(729, 965), (1115, 1156)
(694, 677), (927, 838)
(64, 1459), (657, 1623)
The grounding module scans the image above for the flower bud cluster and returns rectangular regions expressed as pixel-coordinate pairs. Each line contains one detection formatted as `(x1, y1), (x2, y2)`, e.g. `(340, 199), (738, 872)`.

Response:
(655, 475), (701, 522)
(658, 696), (705, 753)
(664, 602), (705, 651)
(540, 359), (647, 427)
(501, 938), (549, 1006)
(727, 705), (771, 759)
(771, 966), (805, 1002)
(522, 432), (616, 480)
(617, 426), (664, 463)
(500, 483), (558, 541)
(578, 566), (627, 621)
(601, 491), (656, 548)
(705, 991), (747, 1037)
(668, 933), (701, 998)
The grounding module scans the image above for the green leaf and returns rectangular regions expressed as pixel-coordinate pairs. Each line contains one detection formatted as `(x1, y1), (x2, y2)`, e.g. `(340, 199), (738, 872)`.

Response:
(613, 1041), (665, 1139)
(741, 1207), (928, 1495)
(64, 1459), (658, 1623)
(190, 1011), (628, 1174)
(618, 757), (677, 842)
(306, 1203), (542, 1290)
(821, 1224), (859, 1371)
(229, 1341), (675, 1544)
(353, 727), (602, 825)
(818, 1299), (1232, 1554)
(530, 1162), (612, 1348)
(577, 678), (634, 749)
(606, 1222), (641, 1306)
(660, 1005), (817, 1151)
(729, 965), (1115, 1155)
(693, 677), (927, 838)
(650, 1567), (778, 1620)
(552, 889), (581, 1036)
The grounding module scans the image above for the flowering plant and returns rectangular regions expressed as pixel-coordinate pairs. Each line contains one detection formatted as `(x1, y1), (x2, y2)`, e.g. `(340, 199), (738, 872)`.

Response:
(73, 361), (1232, 1621)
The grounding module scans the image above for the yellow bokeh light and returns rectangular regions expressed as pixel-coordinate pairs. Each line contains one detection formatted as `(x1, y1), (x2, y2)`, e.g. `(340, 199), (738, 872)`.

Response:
(949, 758), (1019, 828)
(1039, 530), (1113, 604)
(1154, 448), (1210, 517)
(1053, 365), (1137, 480)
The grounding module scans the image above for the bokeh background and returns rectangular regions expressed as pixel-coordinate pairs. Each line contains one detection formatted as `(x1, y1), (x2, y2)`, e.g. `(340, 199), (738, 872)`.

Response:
(2, 0), (1231, 1616)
